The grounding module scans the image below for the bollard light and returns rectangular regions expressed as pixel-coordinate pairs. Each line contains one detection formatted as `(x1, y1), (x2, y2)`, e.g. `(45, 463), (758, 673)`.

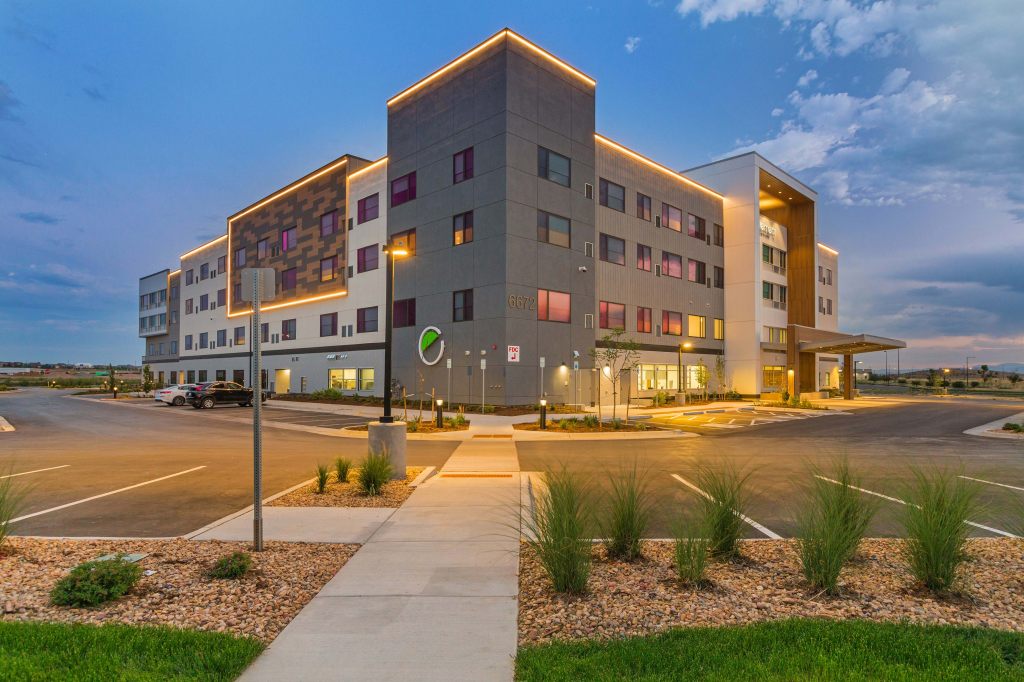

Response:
(539, 398), (547, 429)
(436, 398), (444, 428)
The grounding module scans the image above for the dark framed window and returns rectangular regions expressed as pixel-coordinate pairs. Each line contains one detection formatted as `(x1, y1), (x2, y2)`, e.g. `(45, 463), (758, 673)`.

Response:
(661, 251), (683, 279)
(391, 228), (416, 255)
(453, 147), (474, 183)
(281, 226), (297, 251)
(257, 238), (269, 259)
(453, 289), (474, 322)
(321, 256), (338, 282)
(184, 334), (193, 350)
(320, 312), (338, 337)
(199, 293), (209, 310)
(537, 147), (570, 187)
(599, 178), (625, 212)
(218, 255), (227, 272)
(599, 233), (625, 265)
(281, 319), (296, 340)
(714, 223), (724, 246)
(357, 307), (378, 333)
(217, 288), (226, 306)
(537, 210), (570, 248)
(233, 283), (242, 302)
(688, 214), (706, 240)
(599, 301), (625, 329)
(234, 326), (245, 344)
(233, 369), (245, 384)
(714, 266), (724, 289)
(762, 280), (773, 300)
(197, 370), (207, 382)
(637, 244), (652, 271)
(261, 323), (269, 343)
(200, 263), (209, 280)
(199, 332), (209, 348)
(185, 298), (193, 314)
(393, 298), (416, 328)
(688, 259), (706, 283)
(637, 193), (652, 221)
(357, 245), (379, 273)
(185, 269), (194, 285)
(320, 210), (338, 237)
(390, 172), (416, 206)
(281, 267), (297, 291)
(662, 310), (683, 336)
(358, 193), (379, 223)
(216, 329), (227, 347)
(233, 248), (245, 267)
(453, 211), (473, 245)
(537, 289), (571, 323)
(661, 203), (682, 231)
(637, 307), (652, 333)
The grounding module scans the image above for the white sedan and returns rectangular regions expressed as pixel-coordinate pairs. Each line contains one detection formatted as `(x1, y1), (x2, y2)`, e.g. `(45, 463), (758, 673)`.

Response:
(155, 384), (198, 406)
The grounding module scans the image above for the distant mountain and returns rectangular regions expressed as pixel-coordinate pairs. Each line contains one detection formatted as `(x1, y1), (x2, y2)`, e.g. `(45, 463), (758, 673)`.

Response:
(991, 363), (1024, 373)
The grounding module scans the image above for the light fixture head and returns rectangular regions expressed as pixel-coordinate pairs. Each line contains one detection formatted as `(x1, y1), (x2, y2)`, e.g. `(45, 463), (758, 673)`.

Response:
(539, 399), (547, 406)
(436, 399), (444, 406)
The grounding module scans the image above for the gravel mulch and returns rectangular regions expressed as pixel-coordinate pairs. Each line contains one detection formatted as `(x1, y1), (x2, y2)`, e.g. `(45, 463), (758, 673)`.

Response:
(519, 538), (1024, 645)
(0, 538), (355, 642)
(269, 468), (424, 508)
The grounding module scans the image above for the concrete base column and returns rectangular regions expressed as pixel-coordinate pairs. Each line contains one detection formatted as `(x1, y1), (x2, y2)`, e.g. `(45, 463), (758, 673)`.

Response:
(367, 421), (407, 480)
(844, 354), (854, 400)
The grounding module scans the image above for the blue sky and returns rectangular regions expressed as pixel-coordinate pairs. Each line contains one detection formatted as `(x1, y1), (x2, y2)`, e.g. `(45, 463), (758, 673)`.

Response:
(1, 0), (1021, 369)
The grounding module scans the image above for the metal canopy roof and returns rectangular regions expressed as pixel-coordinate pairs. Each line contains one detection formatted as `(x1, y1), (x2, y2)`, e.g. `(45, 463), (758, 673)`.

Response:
(799, 333), (907, 355)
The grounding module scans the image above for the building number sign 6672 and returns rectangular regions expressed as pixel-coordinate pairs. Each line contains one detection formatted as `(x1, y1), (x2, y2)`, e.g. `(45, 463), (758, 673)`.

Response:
(507, 295), (536, 311)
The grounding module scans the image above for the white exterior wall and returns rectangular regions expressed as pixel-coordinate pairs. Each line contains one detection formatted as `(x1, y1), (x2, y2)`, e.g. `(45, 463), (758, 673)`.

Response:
(180, 238), (229, 357)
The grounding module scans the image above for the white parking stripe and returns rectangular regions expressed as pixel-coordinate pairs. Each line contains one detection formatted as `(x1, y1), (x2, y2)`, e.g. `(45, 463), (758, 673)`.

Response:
(671, 473), (782, 539)
(959, 475), (1024, 493)
(10, 466), (207, 524)
(815, 475), (1017, 538)
(0, 465), (70, 479)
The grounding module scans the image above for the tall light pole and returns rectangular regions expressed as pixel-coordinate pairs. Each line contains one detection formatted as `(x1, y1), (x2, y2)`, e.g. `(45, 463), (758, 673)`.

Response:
(381, 245), (408, 423)
(678, 341), (693, 405)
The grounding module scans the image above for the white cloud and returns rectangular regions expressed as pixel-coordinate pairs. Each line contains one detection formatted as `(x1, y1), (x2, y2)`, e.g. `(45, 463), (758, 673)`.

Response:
(770, 107), (784, 116)
(624, 36), (642, 54)
(796, 69), (818, 87)
(675, 0), (769, 27)
(879, 67), (910, 94)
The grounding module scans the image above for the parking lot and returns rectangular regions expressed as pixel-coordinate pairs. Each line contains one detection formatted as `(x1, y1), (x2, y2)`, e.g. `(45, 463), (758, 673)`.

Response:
(644, 405), (846, 434)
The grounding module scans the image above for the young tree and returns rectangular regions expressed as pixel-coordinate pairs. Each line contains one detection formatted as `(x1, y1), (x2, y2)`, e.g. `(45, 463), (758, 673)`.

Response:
(980, 364), (990, 386)
(589, 328), (641, 421)
(1009, 373), (1021, 387)
(142, 364), (154, 395)
(695, 357), (710, 401)
(714, 356), (726, 400)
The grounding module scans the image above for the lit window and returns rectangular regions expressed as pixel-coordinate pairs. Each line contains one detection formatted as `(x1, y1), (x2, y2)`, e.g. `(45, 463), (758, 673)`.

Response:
(538, 289), (571, 323)
(357, 245), (379, 273)
(329, 368), (357, 391)
(453, 147), (474, 183)
(453, 211), (473, 245)
(637, 193), (652, 221)
(391, 228), (416, 255)
(599, 301), (625, 329)
(453, 289), (473, 322)
(390, 172), (417, 207)
(599, 233), (625, 265)
(358, 368), (375, 391)
(688, 314), (706, 338)
(661, 203), (682, 231)
(637, 307), (652, 333)
(538, 147), (570, 187)
(537, 210), (570, 248)
(599, 178), (625, 212)
(358, 193), (379, 223)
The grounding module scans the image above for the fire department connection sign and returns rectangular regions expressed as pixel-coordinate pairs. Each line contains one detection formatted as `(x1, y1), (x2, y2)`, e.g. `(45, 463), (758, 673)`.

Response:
(507, 345), (520, 362)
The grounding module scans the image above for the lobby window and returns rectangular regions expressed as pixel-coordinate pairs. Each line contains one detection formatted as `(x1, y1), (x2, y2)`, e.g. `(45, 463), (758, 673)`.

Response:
(688, 214), (706, 240)
(637, 306), (652, 333)
(357, 307), (378, 333)
(234, 326), (245, 344)
(281, 226), (297, 252)
(217, 329), (227, 347)
(537, 147), (570, 187)
(637, 244), (652, 271)
(257, 238), (269, 259)
(661, 203), (682, 231)
(185, 269), (194, 285)
(763, 365), (785, 391)
(453, 211), (473, 245)
(281, 267), (297, 291)
(538, 289), (571, 323)
(390, 172), (416, 207)
(321, 256), (338, 282)
(599, 301), (625, 330)
(688, 314), (706, 338)
(320, 312), (338, 337)
(217, 288), (226, 307)
(393, 298), (416, 328)
(688, 259), (706, 284)
(199, 332), (209, 349)
(357, 245), (379, 272)
(358, 193), (379, 223)
(391, 228), (416, 255)
(233, 248), (245, 268)
(358, 368), (375, 391)
(320, 210), (338, 237)
(453, 289), (474, 322)
(599, 233), (625, 265)
(453, 147), (474, 183)
(185, 298), (193, 315)
(714, 266), (724, 289)
(200, 294), (209, 311)
(662, 310), (682, 336)
(281, 318), (297, 340)
(637, 193), (652, 221)
(599, 178), (625, 212)
(200, 263), (209, 280)
(184, 334), (193, 350)
(661, 251), (683, 279)
(537, 210), (570, 248)
(637, 364), (679, 392)
(330, 368), (356, 391)
(714, 223), (724, 247)
(714, 318), (724, 340)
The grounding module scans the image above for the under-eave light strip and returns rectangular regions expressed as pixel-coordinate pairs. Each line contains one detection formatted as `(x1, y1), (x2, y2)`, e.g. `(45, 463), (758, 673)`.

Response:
(179, 235), (227, 260)
(817, 242), (839, 255)
(594, 134), (723, 200)
(387, 29), (595, 108)
(226, 290), (349, 318)
(347, 156), (388, 182)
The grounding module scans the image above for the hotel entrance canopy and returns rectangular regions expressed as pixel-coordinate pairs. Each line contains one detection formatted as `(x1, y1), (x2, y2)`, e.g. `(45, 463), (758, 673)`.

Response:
(798, 333), (906, 355)
(788, 326), (906, 399)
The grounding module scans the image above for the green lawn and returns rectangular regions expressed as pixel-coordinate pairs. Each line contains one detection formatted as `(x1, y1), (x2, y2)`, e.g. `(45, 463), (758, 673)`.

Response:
(517, 619), (1024, 681)
(0, 621), (263, 681)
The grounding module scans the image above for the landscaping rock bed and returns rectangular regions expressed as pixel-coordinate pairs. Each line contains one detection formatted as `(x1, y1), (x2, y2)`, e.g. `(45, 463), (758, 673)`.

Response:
(519, 538), (1024, 645)
(269, 467), (424, 508)
(0, 538), (356, 642)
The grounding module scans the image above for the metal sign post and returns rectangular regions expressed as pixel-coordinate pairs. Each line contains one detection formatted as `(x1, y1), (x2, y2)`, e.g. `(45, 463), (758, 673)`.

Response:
(480, 357), (487, 413)
(446, 357), (452, 408)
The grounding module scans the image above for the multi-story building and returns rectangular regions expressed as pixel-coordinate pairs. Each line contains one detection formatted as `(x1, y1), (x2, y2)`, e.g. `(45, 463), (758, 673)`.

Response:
(139, 28), (902, 403)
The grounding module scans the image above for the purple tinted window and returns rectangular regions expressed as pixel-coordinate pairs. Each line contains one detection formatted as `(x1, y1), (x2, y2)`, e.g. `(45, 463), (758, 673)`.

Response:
(357, 245), (379, 273)
(358, 193), (379, 223)
(453, 148), (474, 183)
(390, 172), (416, 207)
(281, 267), (297, 290)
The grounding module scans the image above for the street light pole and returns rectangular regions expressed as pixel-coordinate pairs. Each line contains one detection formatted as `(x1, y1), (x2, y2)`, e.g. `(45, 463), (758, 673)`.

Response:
(381, 246), (408, 423)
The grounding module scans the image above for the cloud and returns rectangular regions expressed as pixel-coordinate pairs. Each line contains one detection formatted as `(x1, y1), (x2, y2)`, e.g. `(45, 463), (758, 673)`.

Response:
(82, 87), (107, 102)
(675, 0), (768, 27)
(16, 211), (60, 224)
(624, 36), (642, 54)
(770, 107), (784, 116)
(796, 69), (818, 87)
(0, 81), (20, 121)
(4, 14), (55, 52)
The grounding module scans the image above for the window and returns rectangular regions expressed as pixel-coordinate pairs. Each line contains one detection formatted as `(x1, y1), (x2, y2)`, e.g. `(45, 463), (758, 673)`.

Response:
(762, 281), (773, 300)
(170, 341), (177, 354)
(358, 193), (379, 223)
(357, 245), (379, 273)
(818, 265), (823, 282)
(599, 233), (625, 265)
(281, 267), (297, 291)
(200, 263), (209, 280)
(358, 368), (375, 391)
(827, 298), (833, 315)
(217, 288), (226, 307)
(185, 269), (194, 285)
(538, 147), (570, 187)
(763, 365), (786, 391)
(662, 251), (683, 278)
(197, 370), (207, 383)
(661, 203), (682, 231)
(231, 247), (244, 268)
(688, 259), (706, 284)
(320, 256), (338, 282)
(714, 266), (724, 289)
(763, 244), (773, 264)
(393, 298), (416, 328)
(234, 326), (245, 344)
(214, 255), (224, 273)
(186, 370), (195, 383)
(637, 364), (679, 391)
(453, 211), (473, 245)
(599, 301), (625, 329)
(320, 210), (338, 237)
(199, 332), (209, 349)
(184, 334), (193, 350)
(217, 329), (227, 347)
(320, 313), (338, 337)
(185, 298), (193, 315)
(688, 214), (706, 240)
(637, 306), (652, 333)
(390, 172), (416, 206)
(257, 238), (269, 259)
(826, 268), (833, 285)
(714, 223), (724, 246)
(453, 289), (473, 322)
(261, 323), (269, 343)
(780, 285), (787, 303)
(329, 368), (357, 391)
(234, 283), (242, 302)
(537, 210), (570, 248)
(599, 178), (625, 212)
(391, 228), (416, 255)
(281, 319), (296, 340)
(537, 289), (571, 323)
(232, 369), (244, 384)
(281, 226), (297, 252)
(199, 294), (209, 311)
(357, 307), (378, 333)
(662, 310), (683, 336)
(762, 326), (789, 345)
(636, 244), (652, 271)
(453, 147), (474, 183)
(714, 318), (724, 340)
(637, 193), (652, 221)
(688, 314), (706, 338)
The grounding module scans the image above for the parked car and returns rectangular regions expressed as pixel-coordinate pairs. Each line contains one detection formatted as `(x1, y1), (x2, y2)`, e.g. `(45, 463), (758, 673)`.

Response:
(155, 384), (198, 406)
(188, 382), (269, 409)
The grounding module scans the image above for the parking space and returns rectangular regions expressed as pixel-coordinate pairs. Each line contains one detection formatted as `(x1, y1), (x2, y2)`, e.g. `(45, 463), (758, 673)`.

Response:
(257, 407), (369, 430)
(645, 406), (844, 434)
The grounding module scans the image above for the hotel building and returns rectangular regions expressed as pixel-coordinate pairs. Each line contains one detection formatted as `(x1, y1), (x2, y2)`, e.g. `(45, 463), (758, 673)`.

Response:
(139, 29), (902, 404)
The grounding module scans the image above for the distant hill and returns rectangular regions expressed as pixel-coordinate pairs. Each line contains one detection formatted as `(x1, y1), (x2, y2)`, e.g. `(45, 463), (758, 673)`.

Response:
(991, 362), (1024, 373)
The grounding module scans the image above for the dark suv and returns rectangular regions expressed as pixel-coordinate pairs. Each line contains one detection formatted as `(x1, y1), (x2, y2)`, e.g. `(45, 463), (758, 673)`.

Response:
(188, 382), (268, 409)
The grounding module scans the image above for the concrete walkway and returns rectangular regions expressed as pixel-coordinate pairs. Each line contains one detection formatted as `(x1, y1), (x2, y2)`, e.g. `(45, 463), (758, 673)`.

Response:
(241, 437), (521, 682)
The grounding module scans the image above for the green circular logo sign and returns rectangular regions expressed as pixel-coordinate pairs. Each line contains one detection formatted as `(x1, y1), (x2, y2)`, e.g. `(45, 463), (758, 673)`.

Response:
(418, 326), (445, 366)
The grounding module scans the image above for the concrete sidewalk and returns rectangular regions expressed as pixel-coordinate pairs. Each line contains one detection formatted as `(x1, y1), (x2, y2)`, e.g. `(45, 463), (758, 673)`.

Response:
(241, 438), (521, 682)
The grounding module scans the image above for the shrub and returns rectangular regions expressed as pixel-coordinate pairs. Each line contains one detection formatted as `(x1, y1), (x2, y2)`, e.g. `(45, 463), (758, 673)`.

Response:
(358, 451), (394, 496)
(951, 380), (966, 389)
(724, 390), (743, 400)
(695, 463), (750, 558)
(795, 459), (877, 594)
(207, 552), (252, 579)
(582, 414), (599, 428)
(1002, 422), (1023, 433)
(0, 475), (24, 551)
(523, 468), (593, 593)
(452, 413), (467, 427)
(610, 418), (623, 431)
(672, 515), (710, 585)
(51, 557), (142, 607)
(897, 378), (907, 384)
(310, 388), (344, 400)
(601, 465), (652, 561)
(407, 420), (420, 433)
(314, 463), (330, 493)
(334, 457), (352, 484)
(901, 468), (980, 592)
